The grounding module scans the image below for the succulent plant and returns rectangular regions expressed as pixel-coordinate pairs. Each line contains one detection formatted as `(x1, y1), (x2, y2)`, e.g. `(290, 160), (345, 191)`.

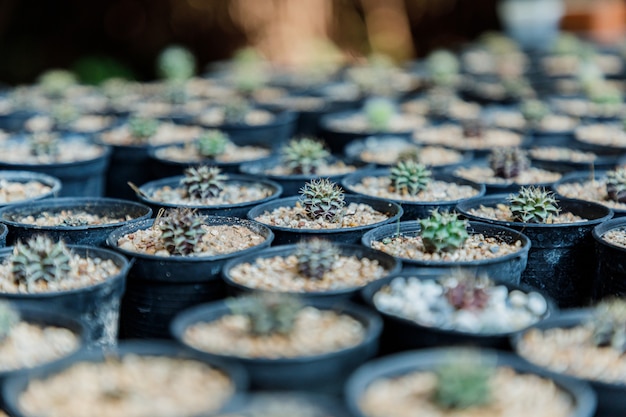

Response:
(180, 165), (227, 200)
(433, 352), (493, 410)
(299, 178), (346, 223)
(348, 53), (395, 97)
(223, 98), (252, 125)
(196, 130), (231, 159)
(440, 270), (492, 311)
(10, 235), (73, 291)
(363, 97), (396, 132)
(396, 146), (421, 163)
(426, 88), (453, 118)
(231, 47), (268, 95)
(37, 69), (77, 98)
(425, 50), (460, 87)
(281, 137), (330, 175)
(157, 45), (196, 81)
(502, 77), (532, 100)
(158, 208), (207, 256)
(419, 209), (469, 253)
(586, 82), (623, 106)
(27, 132), (60, 157)
(0, 301), (19, 339)
(520, 99), (549, 127)
(589, 298), (626, 354)
(508, 186), (560, 223)
(294, 238), (340, 280)
(461, 118), (485, 138)
(228, 292), (303, 336)
(50, 103), (80, 129)
(127, 116), (159, 143)
(606, 168), (626, 203)
(488, 147), (530, 179)
(389, 160), (432, 196)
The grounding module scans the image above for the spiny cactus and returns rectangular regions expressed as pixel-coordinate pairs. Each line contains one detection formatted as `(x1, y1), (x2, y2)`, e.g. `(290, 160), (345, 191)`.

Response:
(37, 69), (77, 98)
(440, 270), (492, 311)
(425, 49), (459, 87)
(396, 146), (421, 163)
(299, 178), (346, 223)
(180, 165), (227, 200)
(606, 168), (626, 203)
(196, 130), (231, 159)
(589, 298), (626, 354)
(228, 292), (303, 336)
(462, 119), (485, 138)
(508, 186), (560, 223)
(10, 236), (73, 291)
(27, 132), (60, 157)
(363, 97), (395, 132)
(434, 352), (493, 410)
(488, 147), (530, 179)
(294, 238), (340, 280)
(419, 209), (469, 253)
(158, 208), (206, 256)
(520, 99), (550, 127)
(127, 116), (159, 143)
(0, 301), (19, 339)
(281, 137), (330, 175)
(51, 103), (80, 129)
(389, 160), (432, 196)
(157, 45), (196, 81)
(223, 98), (251, 125)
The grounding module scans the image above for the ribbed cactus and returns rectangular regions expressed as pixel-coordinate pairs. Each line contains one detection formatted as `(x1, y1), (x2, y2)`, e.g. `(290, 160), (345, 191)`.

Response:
(281, 137), (330, 175)
(294, 238), (340, 280)
(228, 292), (303, 336)
(299, 179), (346, 223)
(37, 69), (77, 98)
(10, 236), (73, 291)
(419, 209), (469, 253)
(158, 208), (206, 256)
(127, 116), (159, 143)
(520, 99), (549, 127)
(223, 98), (251, 125)
(434, 353), (493, 410)
(488, 147), (530, 179)
(27, 132), (60, 157)
(0, 301), (19, 339)
(196, 130), (231, 159)
(509, 186), (560, 223)
(156, 45), (196, 81)
(605, 168), (626, 203)
(364, 97), (395, 132)
(590, 299), (626, 354)
(441, 270), (492, 311)
(389, 160), (432, 196)
(180, 165), (227, 200)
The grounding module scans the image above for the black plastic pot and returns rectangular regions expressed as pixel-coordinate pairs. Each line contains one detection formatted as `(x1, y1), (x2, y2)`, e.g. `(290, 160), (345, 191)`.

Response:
(0, 197), (152, 246)
(529, 147), (620, 174)
(511, 310), (623, 417)
(248, 195), (403, 245)
(345, 347), (597, 417)
(0, 109), (39, 133)
(573, 124), (626, 156)
(457, 195), (613, 308)
(0, 245), (130, 347)
(1, 340), (249, 417)
(221, 243), (401, 302)
(361, 220), (531, 285)
(96, 142), (155, 200)
(592, 217), (626, 299)
(136, 174), (283, 219)
(0, 224), (6, 248)
(360, 270), (557, 353)
(552, 170), (626, 218)
(0, 171), (61, 208)
(107, 217), (274, 339)
(170, 298), (382, 394)
(341, 169), (486, 221)
(214, 391), (352, 417)
(239, 155), (373, 197)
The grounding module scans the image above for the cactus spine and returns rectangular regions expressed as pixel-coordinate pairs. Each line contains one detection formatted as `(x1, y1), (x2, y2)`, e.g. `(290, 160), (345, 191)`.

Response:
(488, 147), (530, 179)
(508, 186), (560, 223)
(196, 130), (230, 159)
(158, 208), (206, 256)
(228, 292), (303, 336)
(434, 352), (493, 410)
(363, 97), (395, 132)
(10, 236), (73, 291)
(389, 160), (432, 196)
(294, 238), (340, 280)
(127, 116), (159, 143)
(419, 209), (469, 253)
(281, 138), (330, 175)
(180, 165), (227, 200)
(299, 179), (346, 223)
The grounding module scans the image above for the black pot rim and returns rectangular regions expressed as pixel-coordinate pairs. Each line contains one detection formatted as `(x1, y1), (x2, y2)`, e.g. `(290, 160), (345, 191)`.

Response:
(592, 216), (626, 250)
(196, 107), (298, 129)
(239, 155), (373, 181)
(552, 171), (626, 214)
(0, 140), (111, 169)
(147, 143), (275, 168)
(0, 170), (62, 206)
(445, 162), (559, 191)
(319, 110), (414, 135)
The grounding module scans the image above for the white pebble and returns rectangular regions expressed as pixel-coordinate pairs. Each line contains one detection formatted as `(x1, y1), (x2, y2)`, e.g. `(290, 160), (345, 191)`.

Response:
(509, 290), (528, 308)
(527, 292), (548, 316)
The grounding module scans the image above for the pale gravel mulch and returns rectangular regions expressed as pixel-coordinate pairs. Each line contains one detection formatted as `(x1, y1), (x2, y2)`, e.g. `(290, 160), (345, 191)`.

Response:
(466, 204), (586, 224)
(401, 98), (481, 120)
(453, 166), (561, 185)
(0, 180), (52, 204)
(183, 307), (365, 359)
(146, 183), (275, 206)
(414, 125), (523, 150)
(371, 234), (524, 262)
(99, 123), (202, 146)
(348, 177), (479, 202)
(358, 144), (464, 167)
(11, 210), (133, 226)
(490, 112), (577, 132)
(575, 124), (626, 148)
(228, 254), (389, 292)
(18, 355), (234, 417)
(263, 160), (357, 176)
(197, 108), (275, 127)
(529, 147), (596, 163)
(254, 202), (390, 230)
(26, 115), (115, 134)
(602, 229), (626, 248)
(359, 367), (574, 417)
(556, 179), (626, 211)
(326, 114), (427, 133)
(553, 98), (625, 119)
(0, 140), (105, 164)
(154, 142), (271, 163)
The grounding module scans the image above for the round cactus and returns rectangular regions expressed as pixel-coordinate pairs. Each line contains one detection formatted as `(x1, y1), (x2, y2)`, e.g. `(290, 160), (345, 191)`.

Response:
(488, 147), (530, 179)
(157, 45), (196, 82)
(389, 160), (432, 196)
(294, 238), (340, 280)
(158, 208), (206, 256)
(281, 137), (330, 175)
(223, 98), (251, 125)
(228, 292), (303, 336)
(590, 298), (626, 354)
(419, 209), (469, 253)
(231, 47), (267, 95)
(363, 97), (396, 132)
(196, 130), (231, 159)
(396, 146), (421, 163)
(606, 168), (626, 203)
(520, 99), (549, 127)
(508, 186), (560, 223)
(27, 132), (60, 157)
(425, 49), (459, 87)
(127, 116), (159, 143)
(180, 165), (227, 200)
(37, 69), (77, 98)
(299, 178), (346, 223)
(10, 235), (73, 291)
(434, 352), (494, 410)
(51, 103), (80, 129)
(440, 270), (492, 311)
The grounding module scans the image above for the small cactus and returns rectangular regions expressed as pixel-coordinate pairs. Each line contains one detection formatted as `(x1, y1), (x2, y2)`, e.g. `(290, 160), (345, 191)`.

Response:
(488, 147), (530, 179)
(508, 186), (560, 223)
(0, 301), (19, 339)
(158, 208), (206, 256)
(502, 77), (532, 100)
(50, 103), (80, 129)
(606, 168), (626, 203)
(37, 69), (77, 98)
(299, 178), (346, 223)
(419, 209), (469, 253)
(228, 292), (303, 336)
(434, 352), (493, 410)
(425, 50), (459, 87)
(157, 45), (196, 81)
(589, 298), (626, 354)
(231, 47), (267, 95)
(462, 119), (485, 138)
(10, 236), (73, 291)
(440, 270), (492, 311)
(281, 137), (330, 175)
(587, 82), (622, 106)
(363, 97), (395, 132)
(127, 116), (159, 143)
(196, 130), (231, 159)
(426, 89), (453, 118)
(180, 165), (227, 200)
(396, 146), (421, 163)
(294, 238), (340, 280)
(389, 160), (432, 196)
(223, 98), (251, 125)
(520, 99), (549, 127)
(27, 132), (60, 157)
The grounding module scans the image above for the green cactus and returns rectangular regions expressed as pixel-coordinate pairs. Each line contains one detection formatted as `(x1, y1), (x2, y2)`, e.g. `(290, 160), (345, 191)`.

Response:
(520, 99), (550, 127)
(589, 298), (626, 354)
(419, 209), (469, 253)
(488, 147), (530, 179)
(156, 45), (196, 81)
(27, 132), (60, 157)
(508, 186), (561, 223)
(228, 292), (303, 336)
(396, 146), (421, 163)
(50, 103), (80, 129)
(364, 97), (396, 132)
(348, 53), (395, 97)
(426, 88), (453, 118)
(299, 178), (346, 223)
(294, 238), (340, 280)
(434, 352), (493, 410)
(440, 270), (492, 311)
(10, 236), (73, 291)
(231, 47), (267, 95)
(389, 160), (432, 196)
(158, 208), (207, 256)
(281, 137), (330, 175)
(223, 98), (252, 125)
(425, 49), (459, 87)
(606, 168), (626, 203)
(502, 77), (532, 100)
(0, 301), (19, 339)
(587, 82), (623, 106)
(127, 116), (159, 143)
(37, 69), (77, 98)
(196, 130), (231, 159)
(180, 165), (227, 200)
